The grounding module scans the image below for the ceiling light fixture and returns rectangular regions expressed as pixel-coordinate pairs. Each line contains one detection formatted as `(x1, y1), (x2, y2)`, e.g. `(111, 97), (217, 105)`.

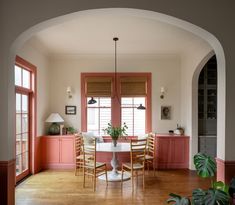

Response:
(87, 97), (97, 105)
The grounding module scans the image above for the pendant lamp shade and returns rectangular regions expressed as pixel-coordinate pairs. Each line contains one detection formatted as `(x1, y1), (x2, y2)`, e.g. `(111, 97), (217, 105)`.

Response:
(88, 97), (97, 105)
(137, 104), (146, 110)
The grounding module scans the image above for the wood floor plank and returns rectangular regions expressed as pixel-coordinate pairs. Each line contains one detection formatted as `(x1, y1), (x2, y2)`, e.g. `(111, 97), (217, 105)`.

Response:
(16, 170), (210, 205)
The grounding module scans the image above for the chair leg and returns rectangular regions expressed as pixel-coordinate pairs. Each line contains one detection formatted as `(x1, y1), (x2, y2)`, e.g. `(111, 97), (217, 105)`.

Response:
(143, 168), (145, 190)
(121, 167), (124, 188)
(105, 166), (108, 186)
(131, 170), (134, 190)
(83, 169), (86, 188)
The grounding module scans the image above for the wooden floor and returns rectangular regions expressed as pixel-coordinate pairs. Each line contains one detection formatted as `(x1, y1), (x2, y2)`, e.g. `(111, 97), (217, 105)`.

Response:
(16, 170), (210, 205)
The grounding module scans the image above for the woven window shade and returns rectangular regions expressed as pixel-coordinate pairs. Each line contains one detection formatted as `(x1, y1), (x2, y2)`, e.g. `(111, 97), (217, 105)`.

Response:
(85, 77), (112, 97)
(120, 77), (147, 96)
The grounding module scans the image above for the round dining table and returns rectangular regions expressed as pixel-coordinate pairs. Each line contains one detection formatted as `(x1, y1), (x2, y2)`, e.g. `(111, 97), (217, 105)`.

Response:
(96, 142), (131, 182)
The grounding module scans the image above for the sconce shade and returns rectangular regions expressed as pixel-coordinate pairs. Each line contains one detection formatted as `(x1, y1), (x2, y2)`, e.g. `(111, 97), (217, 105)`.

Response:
(137, 104), (146, 110)
(67, 86), (72, 93)
(45, 113), (64, 123)
(88, 97), (97, 105)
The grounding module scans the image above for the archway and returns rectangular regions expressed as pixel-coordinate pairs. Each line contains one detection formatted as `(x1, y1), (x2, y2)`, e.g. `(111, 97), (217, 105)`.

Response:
(10, 8), (225, 172)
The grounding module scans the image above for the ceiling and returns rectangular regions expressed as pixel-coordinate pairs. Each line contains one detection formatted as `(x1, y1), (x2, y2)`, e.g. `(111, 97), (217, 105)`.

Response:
(30, 11), (210, 56)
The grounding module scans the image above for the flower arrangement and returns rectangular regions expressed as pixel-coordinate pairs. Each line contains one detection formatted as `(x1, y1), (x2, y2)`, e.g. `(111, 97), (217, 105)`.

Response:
(103, 122), (128, 141)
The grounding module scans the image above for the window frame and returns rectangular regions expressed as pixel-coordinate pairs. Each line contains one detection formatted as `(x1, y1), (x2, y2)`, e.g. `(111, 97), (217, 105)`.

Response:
(15, 55), (37, 182)
(81, 72), (152, 135)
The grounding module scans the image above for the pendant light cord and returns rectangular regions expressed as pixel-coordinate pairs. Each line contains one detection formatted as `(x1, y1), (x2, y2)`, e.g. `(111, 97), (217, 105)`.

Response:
(113, 37), (121, 105)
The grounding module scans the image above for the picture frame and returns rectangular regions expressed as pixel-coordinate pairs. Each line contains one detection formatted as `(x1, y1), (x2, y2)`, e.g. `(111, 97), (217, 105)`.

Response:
(161, 106), (171, 120)
(65, 105), (76, 115)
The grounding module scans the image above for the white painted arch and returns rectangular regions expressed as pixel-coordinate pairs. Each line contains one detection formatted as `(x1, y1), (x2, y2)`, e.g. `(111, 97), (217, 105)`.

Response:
(10, 8), (226, 168)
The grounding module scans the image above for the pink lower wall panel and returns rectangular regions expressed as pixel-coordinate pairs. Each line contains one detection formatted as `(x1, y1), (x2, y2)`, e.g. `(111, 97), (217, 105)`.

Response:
(216, 158), (235, 184)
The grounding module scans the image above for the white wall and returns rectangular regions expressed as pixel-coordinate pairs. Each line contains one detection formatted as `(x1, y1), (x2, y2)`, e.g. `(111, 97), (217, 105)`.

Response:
(180, 41), (213, 169)
(48, 54), (181, 134)
(17, 41), (50, 136)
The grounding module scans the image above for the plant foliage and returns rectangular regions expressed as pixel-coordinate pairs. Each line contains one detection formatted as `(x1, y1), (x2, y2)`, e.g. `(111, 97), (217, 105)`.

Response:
(103, 122), (128, 140)
(167, 193), (191, 205)
(194, 153), (216, 178)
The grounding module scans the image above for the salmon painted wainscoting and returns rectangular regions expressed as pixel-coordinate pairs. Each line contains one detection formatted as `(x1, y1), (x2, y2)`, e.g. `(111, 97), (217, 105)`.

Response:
(0, 159), (15, 205)
(216, 158), (235, 184)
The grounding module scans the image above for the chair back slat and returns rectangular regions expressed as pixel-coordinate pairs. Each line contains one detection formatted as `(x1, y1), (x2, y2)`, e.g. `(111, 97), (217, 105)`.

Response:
(130, 139), (147, 165)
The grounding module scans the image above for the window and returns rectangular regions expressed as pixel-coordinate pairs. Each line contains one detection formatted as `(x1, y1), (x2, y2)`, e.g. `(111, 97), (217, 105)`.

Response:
(81, 73), (151, 135)
(87, 97), (111, 136)
(121, 97), (146, 136)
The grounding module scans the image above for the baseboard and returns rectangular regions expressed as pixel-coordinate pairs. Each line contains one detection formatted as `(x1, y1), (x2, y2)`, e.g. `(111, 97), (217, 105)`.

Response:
(216, 158), (235, 184)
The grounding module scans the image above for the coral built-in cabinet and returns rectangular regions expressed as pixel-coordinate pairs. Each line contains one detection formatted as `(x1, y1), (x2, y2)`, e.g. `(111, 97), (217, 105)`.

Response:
(41, 135), (75, 169)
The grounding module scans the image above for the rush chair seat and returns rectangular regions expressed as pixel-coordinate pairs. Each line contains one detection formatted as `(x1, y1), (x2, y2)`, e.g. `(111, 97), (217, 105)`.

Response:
(121, 138), (147, 190)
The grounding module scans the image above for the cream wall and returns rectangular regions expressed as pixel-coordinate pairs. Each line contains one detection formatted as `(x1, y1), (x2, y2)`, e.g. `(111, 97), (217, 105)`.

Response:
(17, 42), (50, 136)
(1, 2), (234, 164)
(48, 54), (181, 134)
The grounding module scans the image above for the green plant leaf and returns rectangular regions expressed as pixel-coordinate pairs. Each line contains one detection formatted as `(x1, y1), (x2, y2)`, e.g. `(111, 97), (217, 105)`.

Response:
(212, 181), (229, 193)
(167, 193), (191, 205)
(193, 188), (229, 205)
(192, 188), (207, 205)
(204, 188), (230, 205)
(229, 177), (235, 198)
(194, 153), (216, 178)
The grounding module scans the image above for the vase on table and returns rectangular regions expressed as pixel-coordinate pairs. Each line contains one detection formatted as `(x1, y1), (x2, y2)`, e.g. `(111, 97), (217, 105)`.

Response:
(112, 139), (117, 147)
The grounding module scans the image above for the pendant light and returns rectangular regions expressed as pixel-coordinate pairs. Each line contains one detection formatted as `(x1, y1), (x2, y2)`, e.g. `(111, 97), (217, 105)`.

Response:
(137, 103), (146, 110)
(87, 97), (97, 105)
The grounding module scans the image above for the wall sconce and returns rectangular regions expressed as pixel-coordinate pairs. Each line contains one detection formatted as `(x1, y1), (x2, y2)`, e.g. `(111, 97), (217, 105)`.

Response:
(66, 86), (72, 98)
(160, 87), (165, 99)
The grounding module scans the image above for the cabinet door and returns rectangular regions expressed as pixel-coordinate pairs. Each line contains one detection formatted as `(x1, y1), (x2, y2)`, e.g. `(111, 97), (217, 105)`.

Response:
(42, 137), (60, 164)
(60, 137), (75, 164)
(172, 138), (186, 163)
(157, 138), (170, 163)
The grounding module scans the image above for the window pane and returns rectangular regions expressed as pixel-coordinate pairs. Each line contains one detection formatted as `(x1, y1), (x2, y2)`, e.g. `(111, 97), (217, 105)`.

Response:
(16, 114), (21, 134)
(15, 65), (22, 86)
(100, 98), (111, 107)
(100, 108), (111, 135)
(22, 95), (28, 113)
(87, 108), (99, 132)
(22, 133), (28, 152)
(16, 94), (21, 113)
(22, 152), (28, 171)
(23, 69), (30, 89)
(121, 97), (146, 136)
(22, 114), (28, 133)
(16, 155), (22, 176)
(16, 135), (21, 155)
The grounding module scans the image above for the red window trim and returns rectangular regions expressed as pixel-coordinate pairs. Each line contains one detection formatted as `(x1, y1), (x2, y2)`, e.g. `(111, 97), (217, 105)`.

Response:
(81, 72), (152, 134)
(15, 55), (37, 181)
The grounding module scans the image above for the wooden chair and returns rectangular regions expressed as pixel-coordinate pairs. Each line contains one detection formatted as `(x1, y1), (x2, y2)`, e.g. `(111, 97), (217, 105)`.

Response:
(145, 133), (156, 175)
(82, 137), (108, 191)
(121, 138), (147, 190)
(75, 133), (83, 176)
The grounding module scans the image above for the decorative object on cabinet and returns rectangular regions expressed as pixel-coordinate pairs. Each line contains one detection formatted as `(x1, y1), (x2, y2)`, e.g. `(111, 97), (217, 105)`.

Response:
(160, 86), (165, 99)
(66, 86), (72, 98)
(65, 105), (76, 115)
(174, 124), (184, 135)
(45, 113), (64, 135)
(66, 126), (77, 134)
(161, 106), (171, 120)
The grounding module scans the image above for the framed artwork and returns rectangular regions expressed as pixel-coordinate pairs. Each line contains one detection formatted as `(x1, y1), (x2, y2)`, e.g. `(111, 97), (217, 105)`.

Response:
(65, 105), (76, 115)
(161, 106), (171, 120)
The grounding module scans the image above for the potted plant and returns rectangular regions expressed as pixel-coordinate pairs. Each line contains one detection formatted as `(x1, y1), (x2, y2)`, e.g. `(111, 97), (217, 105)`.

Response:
(103, 122), (128, 147)
(167, 153), (231, 205)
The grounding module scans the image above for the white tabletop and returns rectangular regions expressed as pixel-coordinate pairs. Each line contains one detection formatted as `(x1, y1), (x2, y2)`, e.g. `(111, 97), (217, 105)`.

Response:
(96, 142), (130, 152)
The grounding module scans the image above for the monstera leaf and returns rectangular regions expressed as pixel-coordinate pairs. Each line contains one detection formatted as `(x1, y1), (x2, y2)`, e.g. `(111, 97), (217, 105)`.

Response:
(192, 188), (207, 205)
(212, 181), (229, 193)
(194, 153), (216, 178)
(192, 188), (229, 205)
(167, 193), (191, 205)
(229, 177), (235, 198)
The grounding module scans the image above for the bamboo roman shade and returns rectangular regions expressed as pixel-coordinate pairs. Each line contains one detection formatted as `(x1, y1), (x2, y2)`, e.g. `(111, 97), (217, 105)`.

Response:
(120, 76), (147, 96)
(85, 77), (112, 97)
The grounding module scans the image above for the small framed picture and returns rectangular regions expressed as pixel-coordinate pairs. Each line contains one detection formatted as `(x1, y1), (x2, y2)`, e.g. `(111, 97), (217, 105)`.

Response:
(161, 106), (171, 120)
(65, 105), (76, 115)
